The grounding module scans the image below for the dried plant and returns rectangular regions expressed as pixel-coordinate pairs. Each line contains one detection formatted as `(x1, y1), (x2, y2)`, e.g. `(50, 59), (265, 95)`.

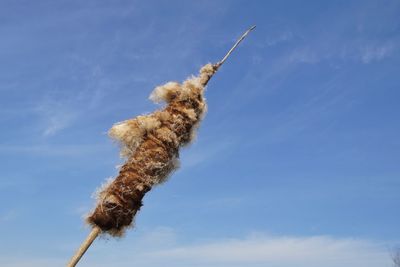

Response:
(67, 25), (255, 267)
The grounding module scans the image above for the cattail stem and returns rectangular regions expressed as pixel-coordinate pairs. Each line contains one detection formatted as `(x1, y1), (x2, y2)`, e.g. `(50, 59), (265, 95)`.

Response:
(216, 25), (256, 68)
(67, 226), (101, 267)
(203, 25), (256, 86)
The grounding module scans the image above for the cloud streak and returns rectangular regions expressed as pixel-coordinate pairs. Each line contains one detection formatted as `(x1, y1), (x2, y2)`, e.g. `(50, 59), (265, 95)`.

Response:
(85, 232), (391, 267)
(361, 42), (395, 64)
(2, 230), (390, 267)
(0, 143), (111, 157)
(145, 235), (390, 267)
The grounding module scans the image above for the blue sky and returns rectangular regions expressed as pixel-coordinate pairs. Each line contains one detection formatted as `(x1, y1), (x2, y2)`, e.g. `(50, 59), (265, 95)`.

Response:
(0, 0), (399, 266)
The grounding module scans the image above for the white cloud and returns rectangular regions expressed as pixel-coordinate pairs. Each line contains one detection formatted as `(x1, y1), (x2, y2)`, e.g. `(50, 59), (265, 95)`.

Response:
(142, 234), (391, 267)
(0, 230), (392, 267)
(361, 43), (395, 63)
(180, 138), (235, 169)
(288, 47), (320, 64)
(139, 226), (177, 248)
(0, 258), (64, 267)
(258, 31), (294, 47)
(42, 112), (76, 137)
(35, 100), (78, 137)
(74, 232), (393, 267)
(0, 143), (111, 157)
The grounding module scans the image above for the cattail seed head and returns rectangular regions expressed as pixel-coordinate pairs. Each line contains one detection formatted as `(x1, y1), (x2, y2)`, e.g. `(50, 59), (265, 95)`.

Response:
(87, 64), (217, 236)
(68, 27), (255, 267)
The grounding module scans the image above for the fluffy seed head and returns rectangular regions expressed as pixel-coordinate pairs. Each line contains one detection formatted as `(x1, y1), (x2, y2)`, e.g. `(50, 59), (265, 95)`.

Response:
(87, 63), (217, 236)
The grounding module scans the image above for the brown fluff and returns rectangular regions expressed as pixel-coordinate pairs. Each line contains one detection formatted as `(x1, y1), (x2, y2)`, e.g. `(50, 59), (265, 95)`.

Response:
(87, 64), (217, 236)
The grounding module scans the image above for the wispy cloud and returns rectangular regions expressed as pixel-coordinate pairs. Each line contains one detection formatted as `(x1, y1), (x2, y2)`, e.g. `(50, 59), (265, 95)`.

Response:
(145, 234), (390, 267)
(361, 42), (395, 64)
(180, 138), (235, 169)
(3, 229), (390, 267)
(38, 106), (77, 137)
(0, 258), (64, 267)
(287, 47), (320, 64)
(73, 231), (392, 267)
(255, 31), (294, 48)
(139, 226), (177, 248)
(32, 59), (116, 137)
(0, 143), (111, 157)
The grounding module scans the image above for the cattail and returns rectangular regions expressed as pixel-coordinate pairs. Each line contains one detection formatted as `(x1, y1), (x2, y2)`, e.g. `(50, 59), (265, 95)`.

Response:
(67, 26), (255, 267)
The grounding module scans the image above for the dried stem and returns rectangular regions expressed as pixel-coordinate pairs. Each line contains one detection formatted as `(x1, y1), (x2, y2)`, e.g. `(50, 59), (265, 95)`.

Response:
(203, 25), (256, 86)
(216, 25), (256, 68)
(67, 226), (101, 267)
